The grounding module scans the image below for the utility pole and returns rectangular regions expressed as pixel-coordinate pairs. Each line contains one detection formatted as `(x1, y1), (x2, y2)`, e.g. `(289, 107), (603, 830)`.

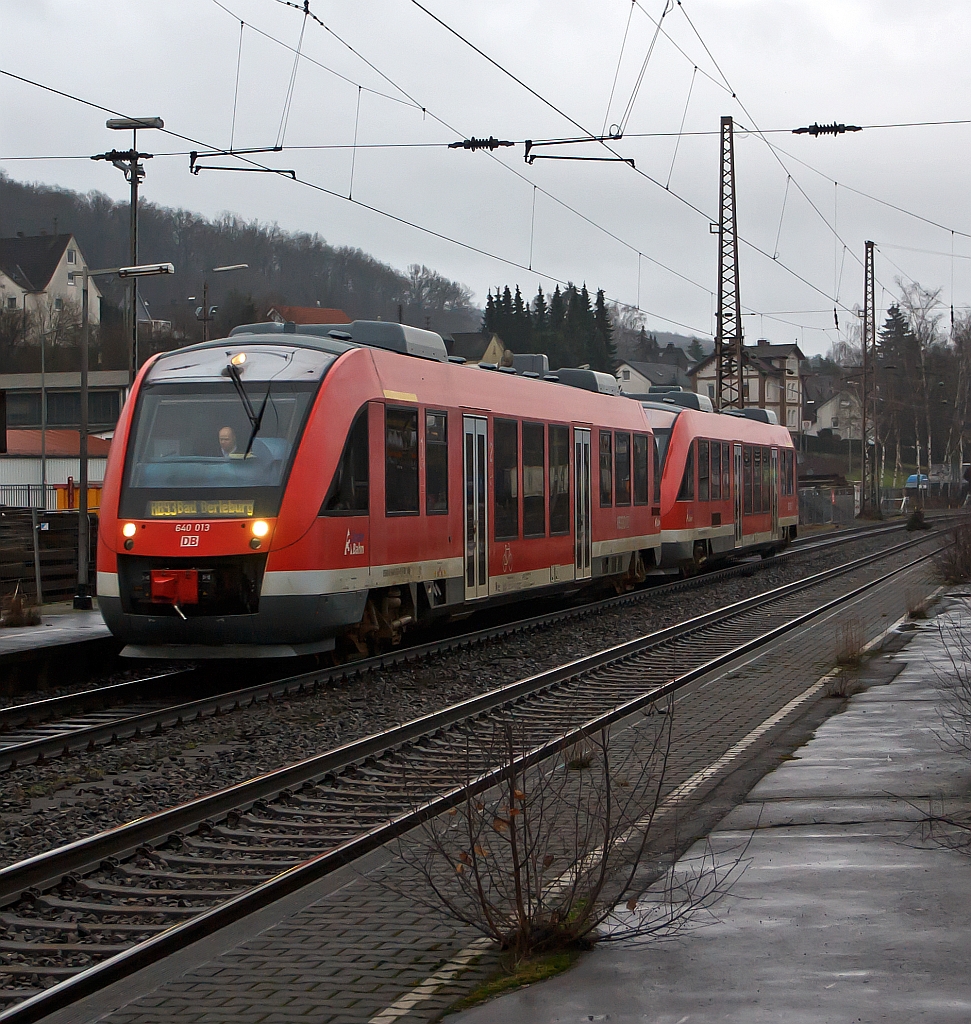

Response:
(714, 116), (744, 410)
(862, 239), (877, 516)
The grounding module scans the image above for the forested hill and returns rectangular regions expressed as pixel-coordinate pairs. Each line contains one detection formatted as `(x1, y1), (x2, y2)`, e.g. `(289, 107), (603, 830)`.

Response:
(0, 172), (479, 334)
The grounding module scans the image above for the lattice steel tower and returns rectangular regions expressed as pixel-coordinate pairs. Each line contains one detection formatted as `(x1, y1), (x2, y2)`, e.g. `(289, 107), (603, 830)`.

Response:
(861, 239), (876, 514)
(715, 116), (744, 410)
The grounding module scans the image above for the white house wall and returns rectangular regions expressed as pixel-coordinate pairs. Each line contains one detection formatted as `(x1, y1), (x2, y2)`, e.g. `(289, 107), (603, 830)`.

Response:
(0, 457), (108, 485)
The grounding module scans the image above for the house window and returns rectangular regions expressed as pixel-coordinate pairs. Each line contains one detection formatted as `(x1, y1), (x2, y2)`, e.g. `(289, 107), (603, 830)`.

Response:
(6, 296), (16, 310)
(54, 297), (63, 310)
(832, 417), (839, 428)
(67, 272), (76, 286)
(708, 384), (715, 401)
(67, 249), (76, 264)
(622, 369), (630, 380)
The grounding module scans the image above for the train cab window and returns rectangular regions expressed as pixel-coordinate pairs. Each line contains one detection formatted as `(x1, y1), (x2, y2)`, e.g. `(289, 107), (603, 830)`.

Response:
(523, 421), (546, 537)
(494, 418), (519, 540)
(743, 446), (753, 514)
(549, 424), (570, 535)
(762, 446), (772, 512)
(677, 441), (695, 501)
(651, 434), (661, 504)
(722, 443), (731, 496)
(321, 406), (369, 515)
(425, 410), (448, 514)
(710, 440), (721, 500)
(386, 406), (419, 514)
(599, 431), (613, 507)
(698, 440), (710, 501)
(752, 446), (762, 513)
(633, 434), (649, 505)
(615, 432), (631, 506)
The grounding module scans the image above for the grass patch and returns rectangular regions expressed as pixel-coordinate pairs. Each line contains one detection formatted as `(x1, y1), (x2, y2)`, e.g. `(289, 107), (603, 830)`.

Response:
(445, 949), (583, 1015)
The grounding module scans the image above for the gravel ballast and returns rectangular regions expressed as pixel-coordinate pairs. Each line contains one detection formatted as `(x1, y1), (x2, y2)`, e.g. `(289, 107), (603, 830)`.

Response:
(0, 531), (938, 869)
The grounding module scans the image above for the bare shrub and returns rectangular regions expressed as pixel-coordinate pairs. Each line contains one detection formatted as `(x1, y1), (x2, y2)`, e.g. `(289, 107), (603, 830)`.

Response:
(936, 524), (971, 583)
(836, 615), (865, 668)
(1, 583), (41, 627)
(391, 707), (746, 965)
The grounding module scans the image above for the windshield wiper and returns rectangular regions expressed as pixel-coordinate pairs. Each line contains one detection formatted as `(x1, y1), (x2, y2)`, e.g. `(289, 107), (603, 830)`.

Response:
(226, 362), (272, 457)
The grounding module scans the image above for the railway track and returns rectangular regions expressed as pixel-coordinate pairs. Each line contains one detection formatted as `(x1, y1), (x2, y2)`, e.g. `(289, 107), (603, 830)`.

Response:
(0, 528), (947, 1021)
(0, 513), (940, 771)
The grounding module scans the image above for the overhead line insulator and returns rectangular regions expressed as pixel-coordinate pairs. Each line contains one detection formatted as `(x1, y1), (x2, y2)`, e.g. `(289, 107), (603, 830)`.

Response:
(792, 122), (863, 137)
(448, 136), (515, 151)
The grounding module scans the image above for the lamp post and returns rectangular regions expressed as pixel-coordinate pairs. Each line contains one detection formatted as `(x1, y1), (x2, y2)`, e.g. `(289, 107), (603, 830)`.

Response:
(196, 264), (249, 341)
(74, 262), (175, 610)
(93, 117), (164, 389)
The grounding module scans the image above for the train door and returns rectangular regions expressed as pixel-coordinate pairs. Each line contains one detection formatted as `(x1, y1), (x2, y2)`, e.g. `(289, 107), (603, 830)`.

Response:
(463, 416), (488, 600)
(574, 428), (592, 580)
(771, 446), (780, 537)
(733, 443), (743, 545)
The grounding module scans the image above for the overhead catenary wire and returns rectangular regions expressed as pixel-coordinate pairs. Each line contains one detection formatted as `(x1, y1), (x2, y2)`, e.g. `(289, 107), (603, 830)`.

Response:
(601, 0), (636, 138)
(0, 65), (712, 338)
(665, 65), (696, 190)
(230, 18), (244, 151)
(275, 2), (309, 148)
(614, 0), (672, 136)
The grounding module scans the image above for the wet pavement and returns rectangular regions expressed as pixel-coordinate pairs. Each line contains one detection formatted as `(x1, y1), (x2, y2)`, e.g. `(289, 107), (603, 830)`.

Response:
(453, 595), (971, 1023)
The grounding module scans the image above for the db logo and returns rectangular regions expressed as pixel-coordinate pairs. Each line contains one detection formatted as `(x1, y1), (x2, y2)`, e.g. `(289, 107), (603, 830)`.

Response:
(180, 535), (200, 548)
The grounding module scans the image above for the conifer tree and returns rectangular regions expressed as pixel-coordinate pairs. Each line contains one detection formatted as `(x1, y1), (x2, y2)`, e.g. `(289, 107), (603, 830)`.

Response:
(591, 288), (617, 372)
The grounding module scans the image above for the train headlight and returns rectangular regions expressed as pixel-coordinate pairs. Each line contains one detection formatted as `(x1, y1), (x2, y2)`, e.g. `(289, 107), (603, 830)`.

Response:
(122, 523), (137, 538)
(252, 520), (269, 538)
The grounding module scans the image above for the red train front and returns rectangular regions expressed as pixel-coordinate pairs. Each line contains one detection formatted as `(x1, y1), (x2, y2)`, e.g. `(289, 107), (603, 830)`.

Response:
(97, 322), (663, 657)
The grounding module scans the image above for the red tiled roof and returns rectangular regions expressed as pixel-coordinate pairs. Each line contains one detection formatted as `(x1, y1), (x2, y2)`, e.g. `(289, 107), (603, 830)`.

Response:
(3, 430), (112, 457)
(267, 306), (351, 325)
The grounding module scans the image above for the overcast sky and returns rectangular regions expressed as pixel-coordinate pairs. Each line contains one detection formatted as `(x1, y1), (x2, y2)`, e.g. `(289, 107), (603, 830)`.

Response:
(2, 0), (970, 354)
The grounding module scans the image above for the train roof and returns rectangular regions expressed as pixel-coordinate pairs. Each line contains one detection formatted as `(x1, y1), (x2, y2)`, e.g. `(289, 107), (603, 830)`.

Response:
(641, 402), (793, 446)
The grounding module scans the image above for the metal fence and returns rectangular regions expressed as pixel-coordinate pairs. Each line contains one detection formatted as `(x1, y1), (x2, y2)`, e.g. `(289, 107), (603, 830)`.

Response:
(0, 509), (98, 604)
(798, 486), (857, 526)
(0, 485), (59, 511)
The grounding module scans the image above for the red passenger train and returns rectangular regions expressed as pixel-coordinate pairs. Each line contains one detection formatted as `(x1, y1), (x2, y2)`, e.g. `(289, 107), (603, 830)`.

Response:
(97, 322), (664, 657)
(643, 398), (798, 570)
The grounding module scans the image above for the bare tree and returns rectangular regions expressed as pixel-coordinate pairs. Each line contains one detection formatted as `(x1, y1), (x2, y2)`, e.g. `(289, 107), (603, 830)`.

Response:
(899, 281), (944, 475)
(390, 708), (747, 966)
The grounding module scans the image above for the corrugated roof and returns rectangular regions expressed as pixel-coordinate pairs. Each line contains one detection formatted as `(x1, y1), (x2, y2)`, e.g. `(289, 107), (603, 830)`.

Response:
(2, 430), (112, 457)
(0, 234), (72, 292)
(266, 306), (351, 325)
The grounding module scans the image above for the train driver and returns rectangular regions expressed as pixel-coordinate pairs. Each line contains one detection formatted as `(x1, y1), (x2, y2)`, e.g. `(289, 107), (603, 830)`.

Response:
(218, 426), (238, 458)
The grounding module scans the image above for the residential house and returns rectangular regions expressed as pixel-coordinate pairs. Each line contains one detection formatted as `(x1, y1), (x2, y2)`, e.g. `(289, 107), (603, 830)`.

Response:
(806, 387), (863, 440)
(266, 305), (351, 325)
(445, 331), (506, 365)
(0, 233), (102, 335)
(615, 360), (692, 394)
(689, 340), (805, 435)
(0, 429), (111, 509)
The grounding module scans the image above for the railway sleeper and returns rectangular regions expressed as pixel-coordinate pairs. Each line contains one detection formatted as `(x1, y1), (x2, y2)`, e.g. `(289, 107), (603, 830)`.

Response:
(0, 915), (170, 935)
(114, 865), (273, 884)
(0, 940), (132, 956)
(30, 897), (206, 918)
(68, 881), (240, 900)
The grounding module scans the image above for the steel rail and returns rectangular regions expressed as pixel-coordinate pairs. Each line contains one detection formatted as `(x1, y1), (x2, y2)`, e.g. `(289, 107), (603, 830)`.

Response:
(0, 537), (943, 1024)
(0, 530), (940, 899)
(1, 514), (951, 771)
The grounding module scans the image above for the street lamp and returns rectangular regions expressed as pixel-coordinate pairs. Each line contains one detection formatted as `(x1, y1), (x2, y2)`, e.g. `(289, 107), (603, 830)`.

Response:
(92, 116), (164, 388)
(73, 262), (175, 610)
(197, 264), (249, 342)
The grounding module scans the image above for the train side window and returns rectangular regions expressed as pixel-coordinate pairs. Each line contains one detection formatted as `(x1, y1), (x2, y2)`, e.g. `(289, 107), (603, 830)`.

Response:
(710, 440), (721, 500)
(786, 449), (795, 495)
(425, 410), (448, 514)
(633, 434), (649, 505)
(386, 406), (419, 514)
(651, 434), (661, 504)
(677, 441), (695, 501)
(752, 446), (762, 513)
(549, 424), (570, 535)
(615, 432), (631, 506)
(698, 439), (710, 501)
(743, 445), (753, 514)
(762, 446), (772, 512)
(523, 421), (546, 537)
(494, 418), (519, 540)
(599, 430), (613, 507)
(321, 406), (369, 515)
(722, 442), (731, 495)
